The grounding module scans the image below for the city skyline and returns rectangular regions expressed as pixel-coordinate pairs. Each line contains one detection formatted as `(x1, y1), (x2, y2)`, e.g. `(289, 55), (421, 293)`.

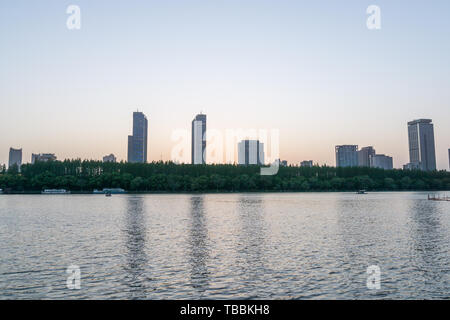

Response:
(1, 1), (450, 169)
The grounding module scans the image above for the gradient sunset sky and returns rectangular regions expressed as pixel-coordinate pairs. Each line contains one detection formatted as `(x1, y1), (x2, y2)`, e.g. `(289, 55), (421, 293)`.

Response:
(1, 0), (449, 169)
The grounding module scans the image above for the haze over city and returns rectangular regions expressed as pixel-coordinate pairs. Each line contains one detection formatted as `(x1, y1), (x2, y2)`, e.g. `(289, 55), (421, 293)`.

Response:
(1, 1), (449, 169)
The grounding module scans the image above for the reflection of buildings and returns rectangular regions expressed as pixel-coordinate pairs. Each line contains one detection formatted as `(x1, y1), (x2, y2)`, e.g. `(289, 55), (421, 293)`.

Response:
(123, 196), (149, 299)
(407, 199), (446, 297)
(188, 196), (210, 292)
(8, 147), (22, 169)
(236, 196), (267, 284)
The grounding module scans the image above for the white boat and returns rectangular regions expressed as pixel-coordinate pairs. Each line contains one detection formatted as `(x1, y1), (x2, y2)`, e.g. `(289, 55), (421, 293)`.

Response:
(42, 189), (70, 194)
(93, 188), (126, 194)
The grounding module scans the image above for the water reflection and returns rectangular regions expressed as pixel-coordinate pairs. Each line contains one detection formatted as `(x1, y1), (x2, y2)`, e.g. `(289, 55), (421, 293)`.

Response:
(407, 200), (449, 290)
(188, 196), (210, 293)
(236, 195), (268, 291)
(122, 196), (149, 299)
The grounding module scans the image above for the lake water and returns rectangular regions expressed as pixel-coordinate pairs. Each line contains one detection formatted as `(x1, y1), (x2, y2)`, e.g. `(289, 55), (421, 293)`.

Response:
(0, 192), (449, 299)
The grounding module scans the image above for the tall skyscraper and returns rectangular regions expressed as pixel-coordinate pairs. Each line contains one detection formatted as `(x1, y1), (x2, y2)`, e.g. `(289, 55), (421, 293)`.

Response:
(358, 146), (376, 167)
(335, 145), (358, 167)
(238, 140), (264, 165)
(8, 148), (22, 169)
(127, 111), (148, 163)
(370, 154), (393, 170)
(191, 113), (206, 165)
(407, 119), (436, 171)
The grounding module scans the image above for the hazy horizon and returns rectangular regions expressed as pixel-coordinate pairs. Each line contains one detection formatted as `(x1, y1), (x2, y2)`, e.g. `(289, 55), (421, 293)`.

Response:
(1, 1), (449, 169)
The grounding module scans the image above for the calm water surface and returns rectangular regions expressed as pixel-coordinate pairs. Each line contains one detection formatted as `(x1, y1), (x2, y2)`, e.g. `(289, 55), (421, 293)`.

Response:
(0, 192), (449, 299)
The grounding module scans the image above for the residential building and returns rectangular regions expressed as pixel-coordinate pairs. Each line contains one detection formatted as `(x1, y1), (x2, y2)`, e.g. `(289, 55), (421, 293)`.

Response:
(407, 119), (436, 171)
(300, 160), (313, 167)
(8, 148), (22, 169)
(238, 140), (264, 165)
(370, 154), (393, 170)
(358, 146), (376, 167)
(31, 153), (57, 164)
(127, 111), (148, 163)
(103, 154), (117, 163)
(191, 113), (206, 164)
(335, 145), (358, 167)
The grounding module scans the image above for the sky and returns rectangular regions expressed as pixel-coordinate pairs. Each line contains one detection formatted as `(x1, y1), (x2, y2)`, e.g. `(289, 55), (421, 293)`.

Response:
(1, 0), (449, 169)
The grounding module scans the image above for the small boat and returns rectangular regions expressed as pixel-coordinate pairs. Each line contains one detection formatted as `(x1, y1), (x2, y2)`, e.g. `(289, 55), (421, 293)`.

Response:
(105, 191), (112, 197)
(356, 190), (367, 194)
(42, 189), (70, 194)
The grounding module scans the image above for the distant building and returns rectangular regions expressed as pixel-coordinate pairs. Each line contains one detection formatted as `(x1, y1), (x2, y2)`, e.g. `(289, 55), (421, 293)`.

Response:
(8, 148), (22, 169)
(370, 154), (393, 170)
(31, 153), (57, 164)
(358, 146), (376, 167)
(407, 119), (436, 171)
(403, 162), (420, 170)
(238, 140), (264, 165)
(103, 154), (117, 163)
(127, 111), (148, 163)
(300, 160), (313, 167)
(192, 113), (207, 164)
(448, 148), (450, 170)
(335, 145), (358, 167)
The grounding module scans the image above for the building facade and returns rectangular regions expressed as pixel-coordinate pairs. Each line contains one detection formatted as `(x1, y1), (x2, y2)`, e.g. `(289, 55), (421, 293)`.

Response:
(127, 111), (148, 163)
(370, 154), (393, 170)
(407, 119), (436, 171)
(8, 148), (22, 169)
(191, 114), (207, 165)
(358, 146), (376, 167)
(31, 153), (57, 164)
(300, 160), (313, 167)
(335, 145), (358, 167)
(103, 154), (117, 163)
(238, 140), (264, 165)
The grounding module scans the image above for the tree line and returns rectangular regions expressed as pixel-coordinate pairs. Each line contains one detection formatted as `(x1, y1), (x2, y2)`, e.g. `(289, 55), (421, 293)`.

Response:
(0, 160), (449, 193)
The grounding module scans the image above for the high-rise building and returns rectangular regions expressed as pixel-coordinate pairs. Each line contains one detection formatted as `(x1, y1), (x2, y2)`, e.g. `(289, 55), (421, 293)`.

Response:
(127, 111), (148, 163)
(191, 113), (206, 164)
(300, 160), (313, 167)
(370, 154), (393, 170)
(335, 145), (358, 167)
(448, 148), (450, 170)
(103, 154), (117, 163)
(31, 153), (57, 164)
(238, 140), (264, 165)
(358, 146), (376, 167)
(407, 119), (436, 171)
(8, 148), (22, 169)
